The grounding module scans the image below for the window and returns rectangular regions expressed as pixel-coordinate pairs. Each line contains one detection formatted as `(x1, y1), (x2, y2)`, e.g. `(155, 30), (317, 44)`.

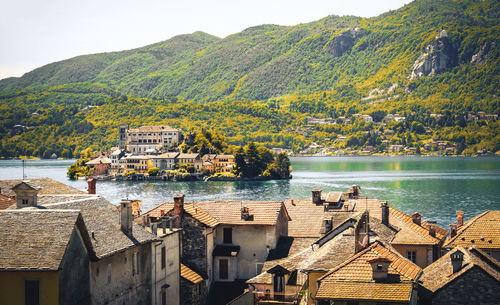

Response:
(161, 291), (166, 305)
(161, 247), (166, 269)
(22, 199), (28, 205)
(136, 251), (140, 275)
(25, 279), (40, 305)
(107, 264), (112, 284)
(407, 251), (417, 264)
(223, 228), (232, 244)
(132, 253), (136, 275)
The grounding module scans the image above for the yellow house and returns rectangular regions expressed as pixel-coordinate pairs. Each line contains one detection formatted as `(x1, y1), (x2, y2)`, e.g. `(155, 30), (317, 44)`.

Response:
(0, 210), (93, 305)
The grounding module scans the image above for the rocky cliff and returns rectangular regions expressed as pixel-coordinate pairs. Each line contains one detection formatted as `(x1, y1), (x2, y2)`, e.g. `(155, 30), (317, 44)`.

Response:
(411, 30), (458, 79)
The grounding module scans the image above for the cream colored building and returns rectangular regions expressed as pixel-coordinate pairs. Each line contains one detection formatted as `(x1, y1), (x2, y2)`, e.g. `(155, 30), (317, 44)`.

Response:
(125, 126), (182, 154)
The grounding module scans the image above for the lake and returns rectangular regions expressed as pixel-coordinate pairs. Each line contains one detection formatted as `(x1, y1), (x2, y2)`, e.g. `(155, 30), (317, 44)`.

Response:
(1, 156), (499, 229)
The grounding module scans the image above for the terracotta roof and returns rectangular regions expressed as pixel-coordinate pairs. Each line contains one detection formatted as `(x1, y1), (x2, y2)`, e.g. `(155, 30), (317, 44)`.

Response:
(143, 200), (287, 227)
(128, 126), (180, 132)
(41, 197), (159, 259)
(178, 153), (199, 159)
(0, 194), (15, 210)
(420, 246), (500, 293)
(316, 282), (414, 302)
(86, 157), (112, 165)
(0, 210), (90, 270)
(151, 153), (179, 159)
(0, 178), (85, 197)
(389, 206), (444, 245)
(444, 211), (500, 249)
(181, 264), (204, 284)
(316, 241), (421, 301)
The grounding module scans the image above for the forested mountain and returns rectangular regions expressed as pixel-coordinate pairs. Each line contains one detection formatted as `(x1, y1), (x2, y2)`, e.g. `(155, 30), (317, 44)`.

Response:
(1, 0), (499, 158)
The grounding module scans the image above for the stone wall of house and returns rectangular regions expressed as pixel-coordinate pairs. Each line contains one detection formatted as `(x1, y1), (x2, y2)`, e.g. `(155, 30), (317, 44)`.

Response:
(181, 278), (207, 305)
(177, 214), (208, 278)
(432, 267), (500, 305)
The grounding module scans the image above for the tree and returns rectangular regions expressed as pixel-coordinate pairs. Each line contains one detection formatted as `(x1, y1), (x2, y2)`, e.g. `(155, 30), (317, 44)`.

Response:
(148, 167), (159, 176)
(270, 153), (291, 179)
(244, 142), (260, 177)
(233, 147), (246, 176)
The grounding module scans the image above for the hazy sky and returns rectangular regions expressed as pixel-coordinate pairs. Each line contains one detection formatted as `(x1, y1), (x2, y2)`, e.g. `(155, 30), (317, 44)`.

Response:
(0, 0), (413, 80)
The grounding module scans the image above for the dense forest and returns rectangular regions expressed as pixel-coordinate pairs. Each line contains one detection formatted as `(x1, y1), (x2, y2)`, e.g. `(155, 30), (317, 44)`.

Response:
(0, 0), (498, 158)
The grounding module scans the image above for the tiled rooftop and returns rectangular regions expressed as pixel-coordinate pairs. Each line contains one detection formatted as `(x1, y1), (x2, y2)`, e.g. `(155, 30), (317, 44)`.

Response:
(42, 197), (159, 259)
(181, 264), (204, 284)
(128, 126), (180, 132)
(0, 210), (88, 270)
(0, 178), (85, 197)
(0, 194), (15, 210)
(444, 211), (500, 249)
(143, 200), (286, 227)
(316, 241), (421, 301)
(420, 246), (500, 293)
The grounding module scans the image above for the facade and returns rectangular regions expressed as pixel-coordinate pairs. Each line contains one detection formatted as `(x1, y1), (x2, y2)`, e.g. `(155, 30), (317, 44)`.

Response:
(152, 153), (179, 171)
(213, 154), (235, 173)
(125, 155), (153, 172)
(419, 246), (500, 305)
(177, 153), (200, 167)
(125, 126), (182, 154)
(86, 156), (112, 176)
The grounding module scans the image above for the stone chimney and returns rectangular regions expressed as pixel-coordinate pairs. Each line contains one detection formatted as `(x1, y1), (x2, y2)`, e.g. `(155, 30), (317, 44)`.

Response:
(87, 177), (96, 194)
(120, 200), (133, 236)
(312, 189), (322, 205)
(13, 181), (40, 209)
(349, 185), (361, 198)
(411, 212), (421, 226)
(456, 210), (464, 228)
(173, 194), (184, 228)
(241, 207), (254, 221)
(427, 220), (437, 238)
(381, 202), (389, 226)
(451, 250), (464, 273)
(449, 223), (457, 238)
(368, 257), (392, 281)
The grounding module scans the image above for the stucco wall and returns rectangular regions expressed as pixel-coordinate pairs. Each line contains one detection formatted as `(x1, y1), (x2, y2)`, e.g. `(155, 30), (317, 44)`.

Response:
(152, 231), (180, 305)
(0, 271), (59, 305)
(392, 244), (431, 268)
(214, 225), (275, 280)
(59, 227), (91, 305)
(90, 243), (153, 305)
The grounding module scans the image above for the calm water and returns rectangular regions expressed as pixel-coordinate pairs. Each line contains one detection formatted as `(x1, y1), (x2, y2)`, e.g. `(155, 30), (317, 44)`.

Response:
(1, 157), (499, 228)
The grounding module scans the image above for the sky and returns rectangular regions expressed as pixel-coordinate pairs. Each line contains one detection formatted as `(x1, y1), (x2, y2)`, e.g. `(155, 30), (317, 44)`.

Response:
(0, 0), (413, 80)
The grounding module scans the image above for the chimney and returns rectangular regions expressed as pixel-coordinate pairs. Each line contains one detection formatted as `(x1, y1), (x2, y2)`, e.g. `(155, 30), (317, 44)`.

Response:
(411, 212), (421, 226)
(173, 194), (184, 228)
(13, 181), (40, 209)
(87, 178), (96, 194)
(320, 217), (333, 234)
(449, 223), (457, 238)
(381, 202), (389, 226)
(349, 185), (361, 198)
(312, 189), (322, 205)
(241, 207), (254, 221)
(120, 200), (133, 236)
(456, 210), (464, 228)
(427, 220), (437, 237)
(450, 250), (464, 273)
(368, 257), (391, 281)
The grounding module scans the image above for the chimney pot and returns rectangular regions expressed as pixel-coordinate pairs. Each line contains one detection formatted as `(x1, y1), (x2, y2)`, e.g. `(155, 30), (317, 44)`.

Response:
(120, 200), (133, 236)
(173, 194), (184, 228)
(381, 202), (389, 226)
(449, 223), (457, 238)
(451, 250), (464, 273)
(411, 212), (421, 226)
(427, 220), (437, 237)
(312, 189), (322, 205)
(456, 210), (464, 228)
(87, 178), (96, 194)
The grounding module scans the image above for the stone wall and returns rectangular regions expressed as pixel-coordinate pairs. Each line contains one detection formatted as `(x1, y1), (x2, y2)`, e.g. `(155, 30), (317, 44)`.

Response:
(432, 267), (500, 305)
(181, 278), (207, 305)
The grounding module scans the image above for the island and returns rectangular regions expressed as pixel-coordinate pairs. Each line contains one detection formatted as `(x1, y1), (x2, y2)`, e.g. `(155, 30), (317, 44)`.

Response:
(68, 125), (291, 181)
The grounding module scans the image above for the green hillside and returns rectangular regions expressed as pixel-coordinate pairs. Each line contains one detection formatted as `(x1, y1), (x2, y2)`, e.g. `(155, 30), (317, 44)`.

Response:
(0, 0), (499, 158)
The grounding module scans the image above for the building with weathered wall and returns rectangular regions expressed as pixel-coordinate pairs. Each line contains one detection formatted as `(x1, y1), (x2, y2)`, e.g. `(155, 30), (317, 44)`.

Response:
(152, 152), (179, 171)
(419, 246), (500, 305)
(0, 209), (92, 305)
(125, 125), (182, 154)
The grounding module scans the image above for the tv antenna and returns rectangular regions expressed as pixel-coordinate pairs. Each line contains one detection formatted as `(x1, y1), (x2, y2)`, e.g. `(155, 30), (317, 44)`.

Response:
(22, 159), (26, 180)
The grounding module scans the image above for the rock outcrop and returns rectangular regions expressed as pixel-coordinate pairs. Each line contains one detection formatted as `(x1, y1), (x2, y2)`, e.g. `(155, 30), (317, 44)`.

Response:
(324, 28), (365, 58)
(471, 42), (495, 65)
(410, 30), (457, 79)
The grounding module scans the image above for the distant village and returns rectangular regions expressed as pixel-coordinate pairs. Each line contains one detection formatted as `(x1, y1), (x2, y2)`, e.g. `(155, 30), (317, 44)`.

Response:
(0, 178), (498, 305)
(294, 111), (498, 156)
(83, 125), (238, 181)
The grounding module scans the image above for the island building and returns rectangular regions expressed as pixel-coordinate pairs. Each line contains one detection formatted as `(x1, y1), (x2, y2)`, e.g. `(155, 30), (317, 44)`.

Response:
(0, 178), (182, 305)
(119, 125), (182, 154)
(138, 194), (291, 305)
